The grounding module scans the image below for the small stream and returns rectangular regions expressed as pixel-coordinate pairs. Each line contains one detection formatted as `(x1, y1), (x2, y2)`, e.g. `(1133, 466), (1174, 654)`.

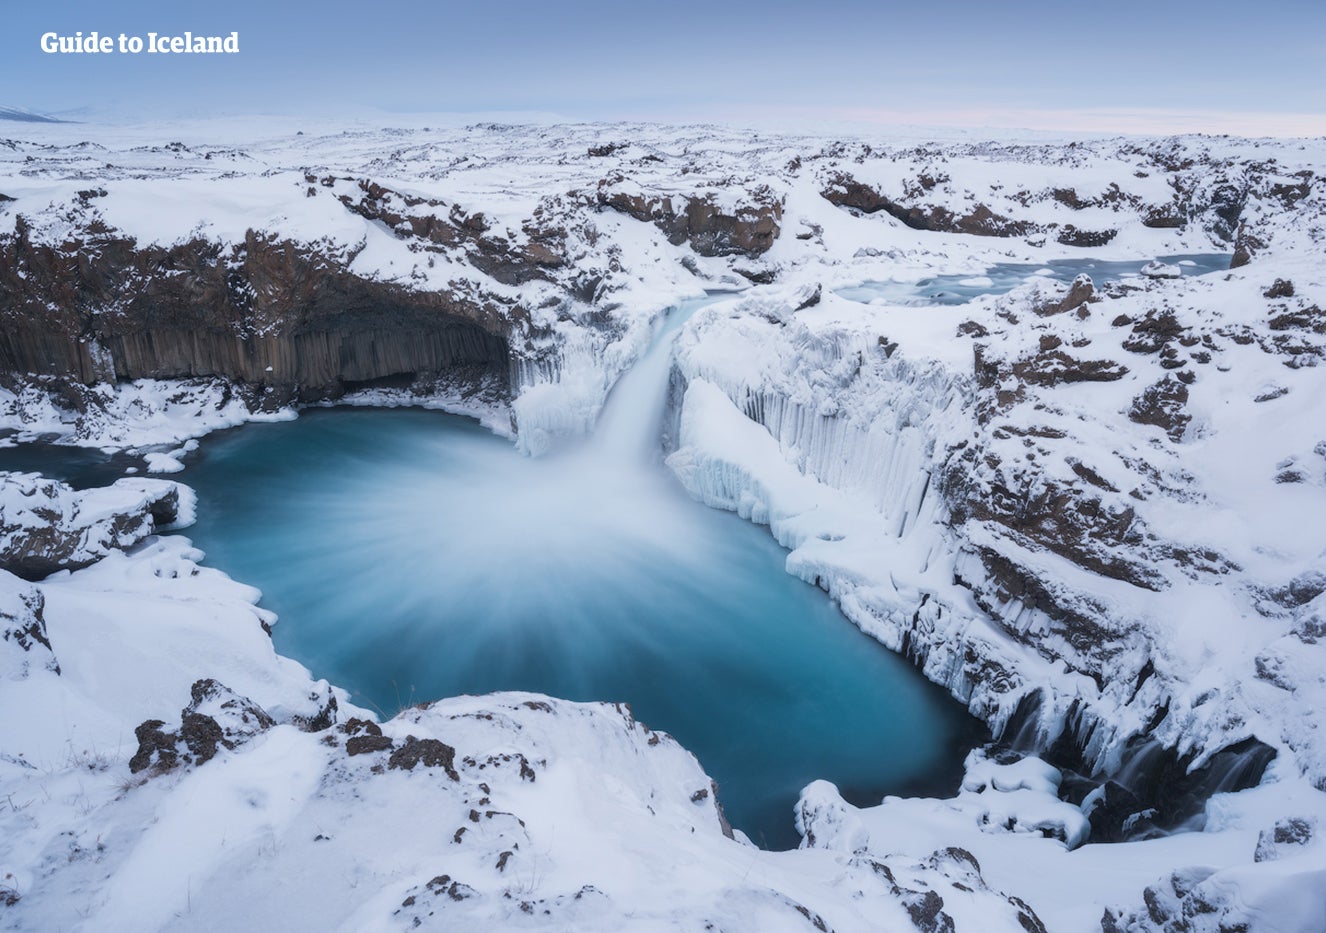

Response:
(837, 253), (1230, 305)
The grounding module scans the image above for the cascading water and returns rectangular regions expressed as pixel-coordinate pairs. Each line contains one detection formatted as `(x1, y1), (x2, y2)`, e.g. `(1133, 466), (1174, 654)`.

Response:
(587, 296), (713, 464)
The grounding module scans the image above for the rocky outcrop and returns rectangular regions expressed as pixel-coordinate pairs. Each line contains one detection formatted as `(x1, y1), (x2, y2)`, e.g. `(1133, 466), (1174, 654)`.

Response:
(1056, 224), (1118, 247)
(596, 178), (782, 257)
(388, 735), (460, 779)
(0, 473), (187, 580)
(1230, 221), (1265, 268)
(821, 172), (1031, 237)
(1128, 376), (1190, 441)
(0, 214), (512, 399)
(129, 678), (278, 774)
(334, 178), (566, 286)
(796, 781), (1052, 932)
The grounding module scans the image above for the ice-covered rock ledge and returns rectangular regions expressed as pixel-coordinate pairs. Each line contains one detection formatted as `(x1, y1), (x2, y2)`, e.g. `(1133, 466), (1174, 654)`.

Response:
(667, 250), (1326, 799)
(662, 242), (1326, 926)
(0, 471), (192, 579)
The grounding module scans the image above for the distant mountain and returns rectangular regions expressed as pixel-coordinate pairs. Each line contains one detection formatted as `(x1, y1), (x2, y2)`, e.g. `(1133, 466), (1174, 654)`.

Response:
(0, 105), (70, 123)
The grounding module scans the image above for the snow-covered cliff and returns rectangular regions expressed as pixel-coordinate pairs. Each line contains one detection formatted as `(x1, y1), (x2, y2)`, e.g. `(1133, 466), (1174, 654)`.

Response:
(3, 119), (1325, 931)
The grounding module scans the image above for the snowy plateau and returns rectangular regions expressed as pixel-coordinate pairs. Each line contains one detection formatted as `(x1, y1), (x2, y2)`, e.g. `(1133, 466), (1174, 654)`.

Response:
(1, 118), (1325, 932)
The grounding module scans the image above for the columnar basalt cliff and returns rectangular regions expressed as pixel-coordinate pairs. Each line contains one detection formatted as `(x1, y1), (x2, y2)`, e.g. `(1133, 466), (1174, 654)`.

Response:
(0, 218), (512, 400)
(0, 154), (790, 411)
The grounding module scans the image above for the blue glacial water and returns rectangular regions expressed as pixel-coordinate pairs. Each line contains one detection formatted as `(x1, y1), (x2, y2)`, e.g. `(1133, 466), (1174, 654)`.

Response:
(175, 406), (985, 848)
(1, 297), (987, 849)
(837, 253), (1231, 306)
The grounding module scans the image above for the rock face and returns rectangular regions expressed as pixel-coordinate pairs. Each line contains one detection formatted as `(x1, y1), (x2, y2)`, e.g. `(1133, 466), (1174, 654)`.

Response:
(821, 172), (1031, 237)
(0, 473), (188, 580)
(596, 178), (783, 257)
(0, 218), (512, 400)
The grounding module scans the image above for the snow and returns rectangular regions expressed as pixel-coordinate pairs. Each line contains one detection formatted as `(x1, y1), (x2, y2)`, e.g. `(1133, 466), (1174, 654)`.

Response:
(2, 117), (1326, 930)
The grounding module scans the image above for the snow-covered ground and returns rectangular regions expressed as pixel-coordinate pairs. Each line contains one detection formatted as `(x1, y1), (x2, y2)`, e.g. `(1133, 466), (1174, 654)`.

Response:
(2, 119), (1325, 930)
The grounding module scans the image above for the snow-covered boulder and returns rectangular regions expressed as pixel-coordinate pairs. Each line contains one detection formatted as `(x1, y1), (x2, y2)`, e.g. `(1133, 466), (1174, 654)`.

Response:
(0, 472), (192, 579)
(0, 571), (58, 680)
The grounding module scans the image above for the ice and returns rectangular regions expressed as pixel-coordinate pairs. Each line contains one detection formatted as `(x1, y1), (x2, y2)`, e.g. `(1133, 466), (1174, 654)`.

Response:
(1, 117), (1325, 930)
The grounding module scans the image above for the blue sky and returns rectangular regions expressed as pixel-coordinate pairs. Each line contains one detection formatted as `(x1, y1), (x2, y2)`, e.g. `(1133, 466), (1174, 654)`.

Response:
(4, 0), (1324, 134)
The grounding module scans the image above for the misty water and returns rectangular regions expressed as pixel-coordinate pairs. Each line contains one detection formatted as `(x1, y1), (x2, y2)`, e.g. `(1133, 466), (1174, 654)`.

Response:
(172, 297), (985, 850)
(0, 296), (994, 849)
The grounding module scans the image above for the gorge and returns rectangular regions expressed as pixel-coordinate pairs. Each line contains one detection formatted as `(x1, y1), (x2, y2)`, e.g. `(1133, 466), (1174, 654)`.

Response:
(2, 119), (1324, 932)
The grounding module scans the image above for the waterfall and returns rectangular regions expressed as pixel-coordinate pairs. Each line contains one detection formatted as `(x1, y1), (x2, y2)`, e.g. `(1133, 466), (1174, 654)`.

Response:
(589, 296), (719, 465)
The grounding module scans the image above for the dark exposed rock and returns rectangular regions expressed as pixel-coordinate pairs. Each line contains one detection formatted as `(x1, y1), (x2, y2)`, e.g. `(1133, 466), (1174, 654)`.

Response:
(820, 172), (1029, 237)
(1254, 817), (1315, 861)
(1101, 867), (1217, 932)
(848, 848), (1047, 932)
(1050, 187), (1089, 210)
(343, 717), (383, 736)
(793, 284), (822, 311)
(346, 734), (395, 756)
(1069, 459), (1119, 492)
(1209, 181), (1247, 238)
(1263, 278), (1295, 298)
(1290, 572), (1326, 608)
(998, 693), (1276, 843)
(901, 889), (953, 933)
(961, 541), (1161, 651)
(0, 210), (512, 398)
(734, 265), (777, 285)
(339, 179), (566, 284)
(1141, 205), (1185, 228)
(1230, 222), (1265, 268)
(294, 687), (338, 732)
(1122, 309), (1184, 354)
(1268, 171), (1312, 208)
(388, 736), (460, 779)
(129, 679), (275, 774)
(1038, 274), (1095, 316)
(1128, 376), (1191, 442)
(1056, 225), (1117, 248)
(179, 712), (226, 765)
(1267, 304), (1326, 334)
(1011, 349), (1129, 387)
(129, 720), (180, 774)
(596, 179), (782, 257)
